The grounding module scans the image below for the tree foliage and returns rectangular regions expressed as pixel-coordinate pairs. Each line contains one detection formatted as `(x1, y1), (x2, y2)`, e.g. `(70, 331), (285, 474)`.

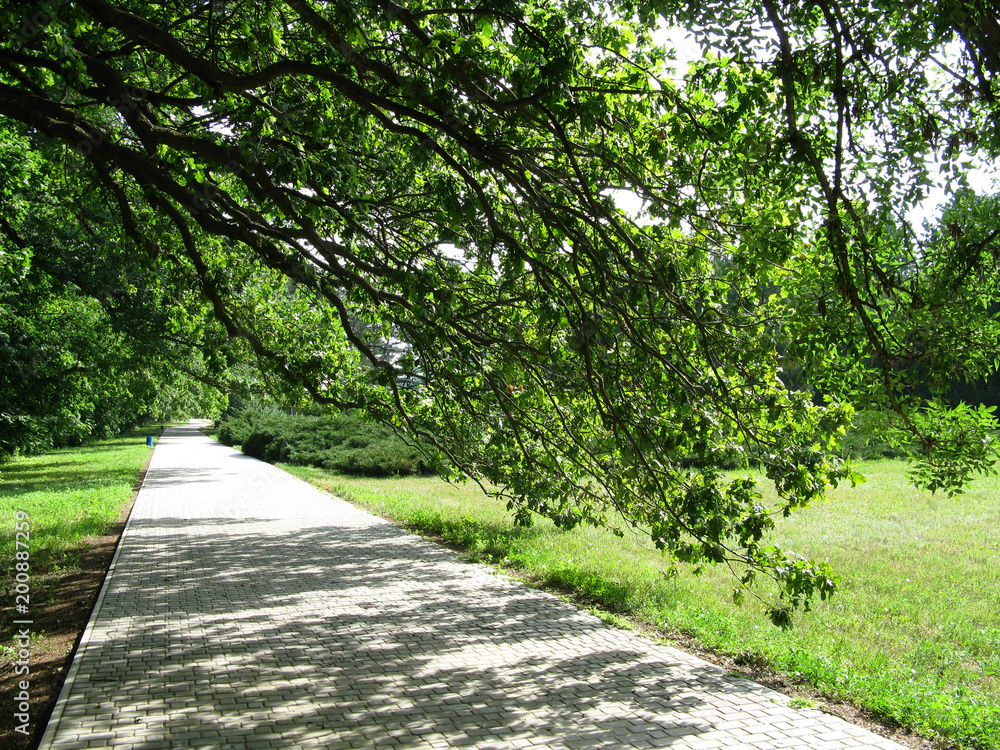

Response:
(1, 0), (999, 615)
(0, 120), (225, 454)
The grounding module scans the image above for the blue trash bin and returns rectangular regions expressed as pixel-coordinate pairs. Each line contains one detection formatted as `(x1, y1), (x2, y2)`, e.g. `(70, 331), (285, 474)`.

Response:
(146, 436), (154, 447)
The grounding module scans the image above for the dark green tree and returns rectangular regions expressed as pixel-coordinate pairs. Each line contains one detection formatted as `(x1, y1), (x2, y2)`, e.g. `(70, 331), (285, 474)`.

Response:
(1, 0), (998, 615)
(0, 121), (226, 453)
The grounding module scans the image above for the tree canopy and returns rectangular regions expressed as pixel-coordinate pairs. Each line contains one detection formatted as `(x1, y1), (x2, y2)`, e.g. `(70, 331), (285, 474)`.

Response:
(1, 0), (999, 618)
(0, 118), (224, 451)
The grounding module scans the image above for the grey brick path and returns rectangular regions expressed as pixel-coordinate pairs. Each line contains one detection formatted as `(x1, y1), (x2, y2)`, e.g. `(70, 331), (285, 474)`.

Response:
(39, 422), (906, 749)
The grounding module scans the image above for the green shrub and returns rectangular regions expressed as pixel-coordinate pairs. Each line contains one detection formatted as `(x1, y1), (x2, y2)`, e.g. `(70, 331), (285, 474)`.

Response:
(217, 408), (263, 447)
(217, 409), (436, 477)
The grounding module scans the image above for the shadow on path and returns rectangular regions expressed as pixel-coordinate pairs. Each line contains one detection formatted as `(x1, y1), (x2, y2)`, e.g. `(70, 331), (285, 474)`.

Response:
(40, 425), (892, 750)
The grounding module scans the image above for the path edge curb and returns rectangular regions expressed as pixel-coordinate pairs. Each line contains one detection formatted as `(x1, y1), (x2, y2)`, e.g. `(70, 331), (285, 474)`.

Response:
(35, 433), (158, 750)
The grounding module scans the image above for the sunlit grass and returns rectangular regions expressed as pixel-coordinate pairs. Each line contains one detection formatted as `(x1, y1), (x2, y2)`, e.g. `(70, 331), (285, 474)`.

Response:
(284, 460), (1000, 749)
(0, 429), (158, 566)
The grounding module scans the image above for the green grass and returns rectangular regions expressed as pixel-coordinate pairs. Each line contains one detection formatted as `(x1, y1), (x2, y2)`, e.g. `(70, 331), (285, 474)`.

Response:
(0, 428), (158, 569)
(283, 461), (1000, 750)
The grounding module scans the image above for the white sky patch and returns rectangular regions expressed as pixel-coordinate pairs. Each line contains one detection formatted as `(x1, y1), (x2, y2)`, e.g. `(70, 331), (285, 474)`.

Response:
(656, 26), (702, 78)
(604, 188), (645, 221)
(437, 242), (479, 270)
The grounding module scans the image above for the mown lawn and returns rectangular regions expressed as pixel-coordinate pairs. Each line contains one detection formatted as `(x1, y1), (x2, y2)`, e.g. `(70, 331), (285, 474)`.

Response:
(283, 460), (1000, 750)
(0, 431), (157, 567)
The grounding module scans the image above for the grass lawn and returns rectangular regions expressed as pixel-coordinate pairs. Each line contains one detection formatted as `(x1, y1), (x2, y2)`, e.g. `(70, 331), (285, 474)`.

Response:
(284, 460), (1000, 750)
(0, 435), (155, 565)
(0, 427), (159, 750)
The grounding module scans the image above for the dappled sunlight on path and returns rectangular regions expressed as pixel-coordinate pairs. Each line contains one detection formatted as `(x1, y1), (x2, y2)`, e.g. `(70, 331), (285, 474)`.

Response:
(38, 423), (907, 749)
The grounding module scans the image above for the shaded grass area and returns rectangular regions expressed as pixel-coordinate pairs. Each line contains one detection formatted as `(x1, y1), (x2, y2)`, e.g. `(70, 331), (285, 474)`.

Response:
(0, 427), (158, 572)
(283, 462), (1000, 750)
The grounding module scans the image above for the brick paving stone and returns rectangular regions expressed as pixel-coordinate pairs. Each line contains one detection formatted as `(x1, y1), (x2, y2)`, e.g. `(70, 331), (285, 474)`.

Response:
(37, 422), (913, 750)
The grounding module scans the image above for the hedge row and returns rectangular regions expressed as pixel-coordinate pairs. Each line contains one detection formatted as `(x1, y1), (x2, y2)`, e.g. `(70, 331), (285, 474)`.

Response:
(218, 406), (906, 480)
(217, 409), (436, 477)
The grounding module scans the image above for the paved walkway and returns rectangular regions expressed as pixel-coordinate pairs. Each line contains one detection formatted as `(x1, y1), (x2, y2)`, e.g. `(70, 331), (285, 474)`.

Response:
(39, 423), (907, 750)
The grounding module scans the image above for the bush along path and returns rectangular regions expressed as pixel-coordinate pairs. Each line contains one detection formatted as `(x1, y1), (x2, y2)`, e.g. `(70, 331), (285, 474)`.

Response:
(216, 407), (915, 477)
(0, 427), (160, 750)
(217, 408), (437, 477)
